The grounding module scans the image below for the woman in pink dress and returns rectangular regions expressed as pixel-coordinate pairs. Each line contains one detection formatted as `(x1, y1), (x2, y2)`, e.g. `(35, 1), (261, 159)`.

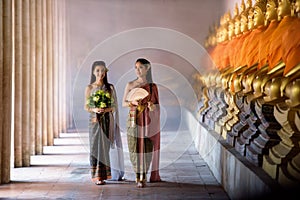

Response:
(122, 58), (162, 188)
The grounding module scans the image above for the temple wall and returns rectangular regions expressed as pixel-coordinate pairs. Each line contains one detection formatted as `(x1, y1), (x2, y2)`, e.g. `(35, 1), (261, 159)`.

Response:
(184, 109), (281, 199)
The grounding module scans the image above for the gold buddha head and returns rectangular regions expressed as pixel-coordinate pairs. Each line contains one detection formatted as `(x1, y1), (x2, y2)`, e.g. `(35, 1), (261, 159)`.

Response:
(266, 0), (278, 24)
(247, 7), (255, 30)
(253, 1), (267, 28)
(234, 15), (241, 36)
(216, 27), (223, 43)
(228, 20), (235, 40)
(277, 0), (293, 20)
(222, 26), (229, 42)
(240, 9), (250, 33)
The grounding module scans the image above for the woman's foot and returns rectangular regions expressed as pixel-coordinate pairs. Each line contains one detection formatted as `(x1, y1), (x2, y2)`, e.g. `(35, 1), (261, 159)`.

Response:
(150, 174), (162, 182)
(150, 171), (162, 182)
(118, 177), (126, 181)
(149, 178), (162, 183)
(136, 180), (146, 188)
(95, 180), (105, 185)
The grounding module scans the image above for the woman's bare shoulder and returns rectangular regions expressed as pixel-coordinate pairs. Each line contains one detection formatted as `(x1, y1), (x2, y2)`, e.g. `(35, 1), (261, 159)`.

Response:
(126, 80), (136, 90)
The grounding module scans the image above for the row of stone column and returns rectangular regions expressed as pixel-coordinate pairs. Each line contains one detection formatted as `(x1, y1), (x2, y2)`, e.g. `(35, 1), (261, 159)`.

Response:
(0, 0), (69, 184)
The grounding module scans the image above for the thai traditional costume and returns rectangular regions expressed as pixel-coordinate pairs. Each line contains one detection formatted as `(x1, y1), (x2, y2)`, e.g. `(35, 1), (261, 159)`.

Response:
(127, 83), (161, 183)
(88, 84), (124, 182)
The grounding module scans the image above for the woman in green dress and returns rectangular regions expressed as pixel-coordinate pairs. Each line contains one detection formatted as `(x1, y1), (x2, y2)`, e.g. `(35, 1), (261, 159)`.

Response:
(122, 58), (162, 188)
(85, 61), (123, 185)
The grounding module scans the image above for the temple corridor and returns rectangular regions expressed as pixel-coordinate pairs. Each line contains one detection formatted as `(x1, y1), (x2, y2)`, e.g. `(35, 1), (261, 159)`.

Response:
(1, 0), (300, 199)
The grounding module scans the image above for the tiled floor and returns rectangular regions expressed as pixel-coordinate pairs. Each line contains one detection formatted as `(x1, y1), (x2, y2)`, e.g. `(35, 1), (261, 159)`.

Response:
(0, 131), (230, 200)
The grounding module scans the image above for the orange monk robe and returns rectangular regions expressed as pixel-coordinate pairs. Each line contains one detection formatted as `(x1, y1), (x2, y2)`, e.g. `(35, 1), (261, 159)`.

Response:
(268, 16), (297, 71)
(210, 41), (229, 70)
(282, 18), (300, 75)
(233, 31), (251, 69)
(219, 41), (230, 70)
(229, 35), (242, 68)
(258, 20), (279, 69)
(240, 30), (254, 67)
(245, 25), (267, 68)
(224, 37), (238, 69)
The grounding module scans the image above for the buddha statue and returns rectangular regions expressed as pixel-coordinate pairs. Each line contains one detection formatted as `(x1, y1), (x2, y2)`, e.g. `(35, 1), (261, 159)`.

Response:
(267, 0), (295, 73)
(243, 1), (267, 71)
(234, 15), (241, 37)
(233, 8), (252, 70)
(240, 11), (249, 33)
(281, 0), (300, 76)
(253, 1), (267, 28)
(247, 7), (255, 31)
(258, 0), (279, 69)
(277, 0), (293, 20)
(239, 7), (254, 67)
(265, 0), (278, 25)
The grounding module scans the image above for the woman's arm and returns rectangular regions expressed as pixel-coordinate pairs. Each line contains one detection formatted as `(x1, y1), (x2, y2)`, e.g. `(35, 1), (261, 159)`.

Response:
(84, 85), (92, 112)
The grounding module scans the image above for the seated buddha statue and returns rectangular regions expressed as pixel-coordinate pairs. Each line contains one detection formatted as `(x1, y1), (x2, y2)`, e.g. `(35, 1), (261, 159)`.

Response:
(281, 0), (300, 76)
(267, 0), (296, 74)
(234, 7), (252, 70)
(245, 0), (267, 69)
(239, 7), (255, 68)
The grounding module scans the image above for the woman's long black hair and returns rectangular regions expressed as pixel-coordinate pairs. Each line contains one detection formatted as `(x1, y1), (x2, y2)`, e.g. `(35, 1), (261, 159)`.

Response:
(136, 58), (153, 83)
(90, 61), (111, 92)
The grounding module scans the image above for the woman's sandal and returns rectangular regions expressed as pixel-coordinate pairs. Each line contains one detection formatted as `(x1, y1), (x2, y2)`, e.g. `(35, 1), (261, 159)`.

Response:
(95, 180), (105, 185)
(136, 180), (146, 188)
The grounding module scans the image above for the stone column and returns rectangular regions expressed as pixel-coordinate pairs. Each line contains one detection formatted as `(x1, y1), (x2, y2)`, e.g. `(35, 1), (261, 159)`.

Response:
(14, 0), (23, 167)
(52, 0), (59, 138)
(62, 0), (68, 132)
(58, 0), (67, 133)
(57, 0), (62, 133)
(30, 0), (36, 155)
(35, 0), (43, 154)
(1, 0), (13, 184)
(0, 0), (3, 183)
(42, 0), (48, 146)
(46, 0), (53, 145)
(21, 0), (31, 167)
